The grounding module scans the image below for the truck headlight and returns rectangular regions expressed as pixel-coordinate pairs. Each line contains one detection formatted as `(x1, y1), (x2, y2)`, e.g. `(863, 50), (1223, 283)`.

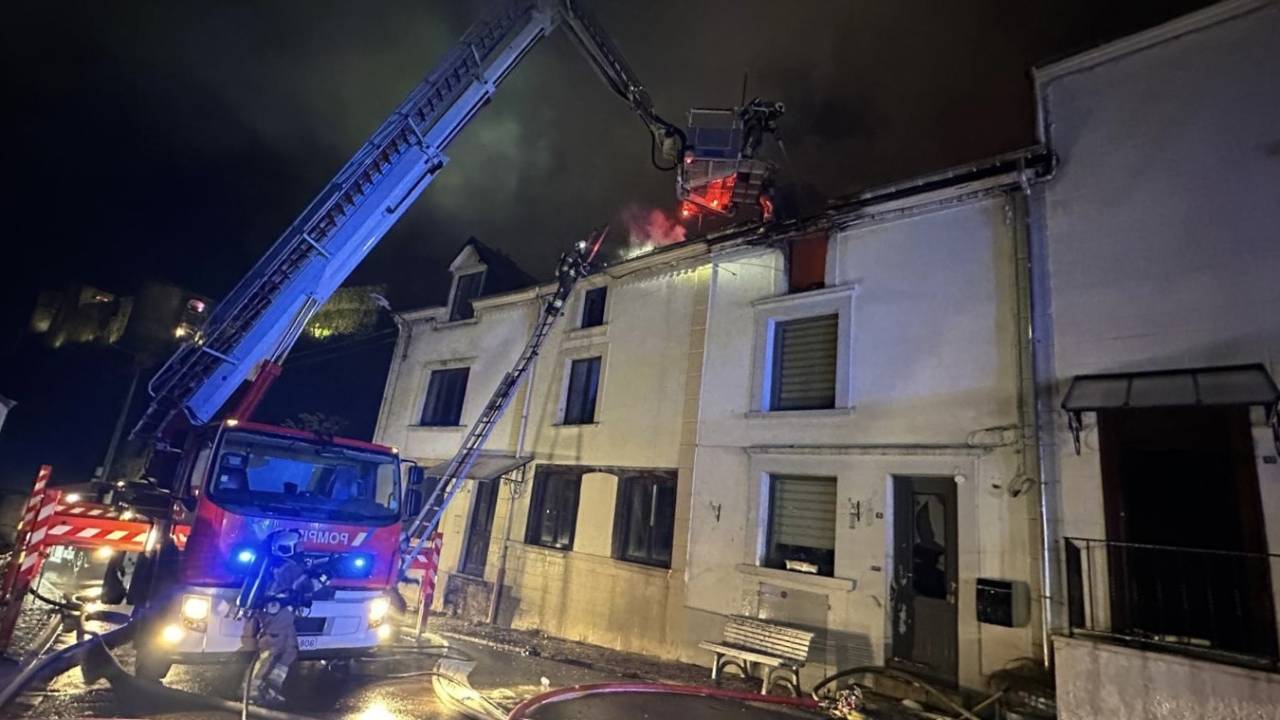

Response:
(368, 596), (390, 627)
(159, 624), (186, 645)
(181, 595), (210, 622)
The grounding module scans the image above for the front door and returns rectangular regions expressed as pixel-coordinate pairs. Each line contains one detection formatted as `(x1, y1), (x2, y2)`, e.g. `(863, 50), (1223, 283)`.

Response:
(460, 479), (499, 577)
(890, 475), (958, 683)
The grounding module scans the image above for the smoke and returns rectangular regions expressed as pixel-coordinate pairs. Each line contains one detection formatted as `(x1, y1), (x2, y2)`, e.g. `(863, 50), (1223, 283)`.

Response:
(620, 205), (687, 259)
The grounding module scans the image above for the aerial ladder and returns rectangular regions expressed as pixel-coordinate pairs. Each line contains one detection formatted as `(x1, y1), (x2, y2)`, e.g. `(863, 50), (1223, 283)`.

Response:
(1, 0), (785, 666)
(128, 0), (782, 451)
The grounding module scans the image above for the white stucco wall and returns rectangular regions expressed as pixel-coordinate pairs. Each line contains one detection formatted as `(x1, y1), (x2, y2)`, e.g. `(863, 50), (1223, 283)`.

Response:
(1038, 0), (1280, 542)
(1055, 635), (1280, 720)
(688, 195), (1039, 688)
(1036, 3), (1280, 717)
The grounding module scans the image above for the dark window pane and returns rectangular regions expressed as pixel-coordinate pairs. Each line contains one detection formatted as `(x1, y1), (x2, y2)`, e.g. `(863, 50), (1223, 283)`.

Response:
(421, 367), (469, 426)
(770, 314), (837, 411)
(581, 287), (607, 328)
(765, 474), (835, 576)
(911, 493), (947, 599)
(526, 469), (581, 550)
(614, 472), (677, 568)
(450, 272), (484, 321)
(564, 357), (601, 425)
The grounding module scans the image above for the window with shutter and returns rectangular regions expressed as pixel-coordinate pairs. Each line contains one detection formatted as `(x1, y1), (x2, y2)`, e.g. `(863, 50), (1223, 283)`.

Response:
(765, 474), (836, 576)
(420, 367), (470, 426)
(770, 314), (838, 411)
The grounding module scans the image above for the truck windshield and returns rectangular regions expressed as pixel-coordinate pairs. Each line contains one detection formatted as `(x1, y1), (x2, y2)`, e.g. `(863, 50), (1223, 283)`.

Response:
(207, 430), (400, 525)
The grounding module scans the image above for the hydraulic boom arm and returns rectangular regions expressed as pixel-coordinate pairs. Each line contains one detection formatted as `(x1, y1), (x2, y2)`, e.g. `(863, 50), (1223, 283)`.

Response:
(129, 1), (690, 446)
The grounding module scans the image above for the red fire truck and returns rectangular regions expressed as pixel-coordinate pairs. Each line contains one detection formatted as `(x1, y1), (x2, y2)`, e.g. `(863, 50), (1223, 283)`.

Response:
(127, 420), (404, 677)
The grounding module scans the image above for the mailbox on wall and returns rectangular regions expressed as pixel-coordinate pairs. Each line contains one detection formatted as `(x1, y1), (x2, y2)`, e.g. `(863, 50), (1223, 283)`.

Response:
(976, 578), (1030, 627)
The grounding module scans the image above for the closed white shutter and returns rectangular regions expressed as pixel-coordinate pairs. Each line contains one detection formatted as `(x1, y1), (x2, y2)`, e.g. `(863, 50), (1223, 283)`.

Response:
(771, 475), (836, 550)
(773, 314), (837, 410)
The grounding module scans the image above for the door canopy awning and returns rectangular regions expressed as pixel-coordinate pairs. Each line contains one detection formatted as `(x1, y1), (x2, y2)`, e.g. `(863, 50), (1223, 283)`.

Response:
(1061, 363), (1280, 454)
(422, 452), (531, 482)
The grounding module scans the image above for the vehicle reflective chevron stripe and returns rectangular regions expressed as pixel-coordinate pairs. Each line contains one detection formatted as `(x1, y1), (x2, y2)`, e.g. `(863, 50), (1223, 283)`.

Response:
(352, 531), (367, 546)
(35, 500), (154, 553)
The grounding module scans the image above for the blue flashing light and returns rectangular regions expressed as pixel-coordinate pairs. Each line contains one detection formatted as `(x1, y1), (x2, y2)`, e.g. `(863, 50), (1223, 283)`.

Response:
(339, 553), (374, 579)
(228, 546), (258, 572)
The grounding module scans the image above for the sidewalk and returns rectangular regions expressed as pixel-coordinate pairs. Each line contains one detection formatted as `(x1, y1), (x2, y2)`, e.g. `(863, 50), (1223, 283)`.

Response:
(424, 617), (826, 719)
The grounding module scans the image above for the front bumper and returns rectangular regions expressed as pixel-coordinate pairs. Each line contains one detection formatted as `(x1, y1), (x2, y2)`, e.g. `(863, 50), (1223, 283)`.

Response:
(148, 586), (392, 661)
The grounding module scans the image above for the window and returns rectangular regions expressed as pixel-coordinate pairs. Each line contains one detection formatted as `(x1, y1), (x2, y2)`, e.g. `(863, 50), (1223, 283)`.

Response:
(449, 271), (484, 321)
(614, 472), (677, 567)
(209, 431), (401, 525)
(563, 357), (602, 425)
(770, 314), (837, 411)
(420, 367), (469, 426)
(765, 474), (836, 577)
(581, 287), (607, 328)
(526, 468), (581, 549)
(403, 466), (445, 521)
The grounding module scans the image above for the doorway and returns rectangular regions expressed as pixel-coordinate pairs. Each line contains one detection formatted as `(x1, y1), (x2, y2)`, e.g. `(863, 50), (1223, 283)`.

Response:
(460, 479), (500, 577)
(1098, 405), (1274, 657)
(890, 475), (958, 683)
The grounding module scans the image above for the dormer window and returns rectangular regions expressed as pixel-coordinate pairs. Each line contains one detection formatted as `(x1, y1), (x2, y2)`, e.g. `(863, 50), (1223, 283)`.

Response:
(449, 271), (484, 321)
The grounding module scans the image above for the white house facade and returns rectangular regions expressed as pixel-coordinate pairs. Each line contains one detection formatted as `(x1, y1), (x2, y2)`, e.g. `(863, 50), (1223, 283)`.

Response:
(1031, 1), (1280, 717)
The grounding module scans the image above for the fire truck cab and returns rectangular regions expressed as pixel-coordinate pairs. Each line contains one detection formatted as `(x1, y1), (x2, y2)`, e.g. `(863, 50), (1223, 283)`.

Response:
(130, 420), (403, 678)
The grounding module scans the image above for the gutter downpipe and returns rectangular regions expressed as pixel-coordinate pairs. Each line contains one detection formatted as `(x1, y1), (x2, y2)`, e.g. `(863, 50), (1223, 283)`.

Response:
(487, 310), (539, 625)
(1011, 174), (1050, 670)
(1028, 68), (1062, 671)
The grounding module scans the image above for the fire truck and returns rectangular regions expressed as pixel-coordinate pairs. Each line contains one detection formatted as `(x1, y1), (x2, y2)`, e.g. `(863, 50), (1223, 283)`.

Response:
(1, 0), (783, 681)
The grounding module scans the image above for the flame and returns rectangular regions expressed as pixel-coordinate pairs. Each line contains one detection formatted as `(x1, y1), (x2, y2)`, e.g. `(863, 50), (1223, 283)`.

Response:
(621, 205), (687, 260)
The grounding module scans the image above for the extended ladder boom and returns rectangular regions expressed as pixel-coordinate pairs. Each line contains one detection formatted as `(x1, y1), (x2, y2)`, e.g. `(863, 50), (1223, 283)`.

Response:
(399, 227), (606, 576)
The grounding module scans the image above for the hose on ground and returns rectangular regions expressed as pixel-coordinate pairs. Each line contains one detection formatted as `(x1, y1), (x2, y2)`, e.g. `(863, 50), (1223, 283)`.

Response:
(810, 665), (989, 720)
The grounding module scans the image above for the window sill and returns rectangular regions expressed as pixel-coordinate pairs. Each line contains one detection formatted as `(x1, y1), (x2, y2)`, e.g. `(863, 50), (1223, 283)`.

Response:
(736, 563), (857, 593)
(567, 324), (608, 337)
(552, 421), (601, 428)
(407, 424), (466, 432)
(519, 542), (571, 556)
(433, 317), (480, 330)
(745, 407), (855, 420)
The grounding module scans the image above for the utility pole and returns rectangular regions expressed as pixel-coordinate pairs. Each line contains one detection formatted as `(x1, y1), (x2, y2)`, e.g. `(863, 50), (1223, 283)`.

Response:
(99, 360), (142, 485)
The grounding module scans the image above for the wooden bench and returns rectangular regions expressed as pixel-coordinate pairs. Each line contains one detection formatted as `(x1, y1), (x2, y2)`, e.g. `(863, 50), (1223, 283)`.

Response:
(699, 616), (814, 695)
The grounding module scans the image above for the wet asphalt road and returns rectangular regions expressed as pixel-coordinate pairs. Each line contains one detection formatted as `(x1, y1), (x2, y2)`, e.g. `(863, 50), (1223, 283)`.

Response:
(11, 642), (464, 720)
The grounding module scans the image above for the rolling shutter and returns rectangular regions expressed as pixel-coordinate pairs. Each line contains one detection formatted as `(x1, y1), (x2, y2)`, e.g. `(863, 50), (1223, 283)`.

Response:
(772, 314), (837, 410)
(771, 475), (836, 550)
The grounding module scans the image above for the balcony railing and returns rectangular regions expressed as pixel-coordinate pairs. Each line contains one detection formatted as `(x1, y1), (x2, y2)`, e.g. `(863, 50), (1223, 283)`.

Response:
(1064, 537), (1280, 670)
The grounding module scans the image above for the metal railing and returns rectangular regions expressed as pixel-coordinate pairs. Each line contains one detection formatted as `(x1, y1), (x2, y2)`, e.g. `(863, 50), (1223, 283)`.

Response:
(1064, 537), (1280, 670)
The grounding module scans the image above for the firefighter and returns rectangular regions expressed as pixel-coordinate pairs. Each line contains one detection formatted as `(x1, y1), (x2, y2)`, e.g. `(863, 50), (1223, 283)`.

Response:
(241, 531), (308, 706)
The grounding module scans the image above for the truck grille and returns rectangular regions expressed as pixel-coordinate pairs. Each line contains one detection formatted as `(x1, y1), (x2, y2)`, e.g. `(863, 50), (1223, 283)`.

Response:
(294, 616), (327, 636)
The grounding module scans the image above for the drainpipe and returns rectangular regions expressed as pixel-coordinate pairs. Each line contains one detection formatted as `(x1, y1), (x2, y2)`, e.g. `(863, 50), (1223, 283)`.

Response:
(1015, 168), (1060, 670)
(487, 329), (538, 624)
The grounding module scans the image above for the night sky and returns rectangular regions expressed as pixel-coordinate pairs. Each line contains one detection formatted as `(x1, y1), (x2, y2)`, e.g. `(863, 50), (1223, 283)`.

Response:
(0, 0), (1208, 491)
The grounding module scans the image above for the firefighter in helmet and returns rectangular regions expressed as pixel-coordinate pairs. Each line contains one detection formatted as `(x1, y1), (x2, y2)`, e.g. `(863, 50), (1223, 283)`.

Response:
(241, 530), (309, 706)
